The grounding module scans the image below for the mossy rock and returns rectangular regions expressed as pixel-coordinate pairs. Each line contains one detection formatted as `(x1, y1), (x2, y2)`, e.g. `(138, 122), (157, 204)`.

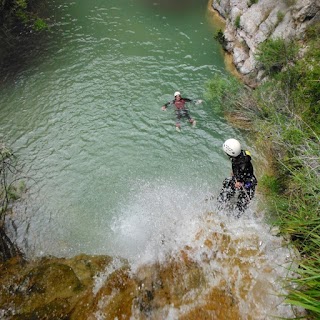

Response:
(41, 254), (114, 287)
(11, 298), (71, 320)
(15, 262), (83, 313)
(0, 254), (116, 319)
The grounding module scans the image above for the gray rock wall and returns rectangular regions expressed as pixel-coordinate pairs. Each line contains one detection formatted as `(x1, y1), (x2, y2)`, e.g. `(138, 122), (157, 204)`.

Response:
(212, 0), (320, 84)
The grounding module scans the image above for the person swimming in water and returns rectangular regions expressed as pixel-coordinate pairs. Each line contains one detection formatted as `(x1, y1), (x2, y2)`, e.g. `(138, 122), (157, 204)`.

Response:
(162, 91), (202, 131)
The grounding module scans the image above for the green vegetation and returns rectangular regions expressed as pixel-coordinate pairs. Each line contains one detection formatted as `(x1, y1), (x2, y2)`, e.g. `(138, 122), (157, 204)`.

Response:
(214, 29), (226, 46)
(255, 38), (298, 75)
(247, 0), (258, 6)
(207, 24), (320, 318)
(0, 0), (48, 43)
(284, 0), (297, 6)
(0, 0), (49, 71)
(276, 11), (285, 24)
(235, 15), (241, 29)
(0, 0), (48, 29)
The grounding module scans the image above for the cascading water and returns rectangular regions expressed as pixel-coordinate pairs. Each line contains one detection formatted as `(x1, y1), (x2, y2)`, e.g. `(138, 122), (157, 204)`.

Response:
(0, 0), (302, 318)
(90, 181), (299, 319)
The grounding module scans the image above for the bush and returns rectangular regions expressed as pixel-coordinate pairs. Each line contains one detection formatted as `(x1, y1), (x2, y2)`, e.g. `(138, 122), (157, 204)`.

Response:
(255, 38), (298, 75)
(247, 0), (258, 7)
(0, 0), (48, 34)
(235, 15), (241, 29)
(214, 29), (226, 46)
(294, 38), (320, 133)
(205, 73), (241, 108)
(277, 11), (284, 24)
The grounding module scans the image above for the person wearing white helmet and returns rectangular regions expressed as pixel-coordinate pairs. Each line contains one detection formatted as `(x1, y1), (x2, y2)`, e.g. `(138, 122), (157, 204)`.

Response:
(161, 91), (202, 131)
(218, 138), (257, 215)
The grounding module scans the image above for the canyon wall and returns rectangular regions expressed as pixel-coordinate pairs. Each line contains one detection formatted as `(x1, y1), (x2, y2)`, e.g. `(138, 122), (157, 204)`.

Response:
(212, 0), (320, 85)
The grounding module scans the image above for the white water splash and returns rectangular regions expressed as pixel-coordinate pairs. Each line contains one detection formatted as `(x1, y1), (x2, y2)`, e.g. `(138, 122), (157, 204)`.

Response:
(93, 257), (126, 296)
(100, 180), (304, 319)
(109, 179), (211, 268)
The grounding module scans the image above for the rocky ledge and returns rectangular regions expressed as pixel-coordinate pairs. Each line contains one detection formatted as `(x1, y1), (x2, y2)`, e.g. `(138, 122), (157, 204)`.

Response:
(212, 0), (320, 85)
(0, 215), (305, 319)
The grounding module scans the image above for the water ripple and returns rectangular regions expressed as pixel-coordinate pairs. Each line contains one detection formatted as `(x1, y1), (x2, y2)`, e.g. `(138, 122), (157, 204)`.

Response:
(0, 0), (238, 258)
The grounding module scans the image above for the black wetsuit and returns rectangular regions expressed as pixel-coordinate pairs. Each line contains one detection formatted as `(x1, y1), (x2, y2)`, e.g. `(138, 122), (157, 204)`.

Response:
(218, 150), (257, 214)
(163, 97), (194, 126)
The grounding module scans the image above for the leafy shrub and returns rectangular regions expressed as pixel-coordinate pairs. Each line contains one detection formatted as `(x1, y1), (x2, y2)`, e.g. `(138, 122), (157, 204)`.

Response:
(34, 18), (47, 31)
(294, 34), (320, 133)
(0, 0), (47, 33)
(214, 29), (226, 46)
(305, 23), (320, 41)
(255, 38), (298, 75)
(247, 0), (258, 7)
(259, 175), (282, 195)
(205, 74), (243, 112)
(235, 15), (241, 29)
(277, 11), (284, 24)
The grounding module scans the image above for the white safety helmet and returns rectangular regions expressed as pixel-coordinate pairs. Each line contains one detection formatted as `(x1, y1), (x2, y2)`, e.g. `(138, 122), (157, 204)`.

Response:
(174, 91), (181, 97)
(223, 138), (241, 157)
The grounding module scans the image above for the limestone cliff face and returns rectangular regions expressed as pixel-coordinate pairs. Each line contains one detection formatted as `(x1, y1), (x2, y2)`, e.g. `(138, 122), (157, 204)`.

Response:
(212, 0), (320, 84)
